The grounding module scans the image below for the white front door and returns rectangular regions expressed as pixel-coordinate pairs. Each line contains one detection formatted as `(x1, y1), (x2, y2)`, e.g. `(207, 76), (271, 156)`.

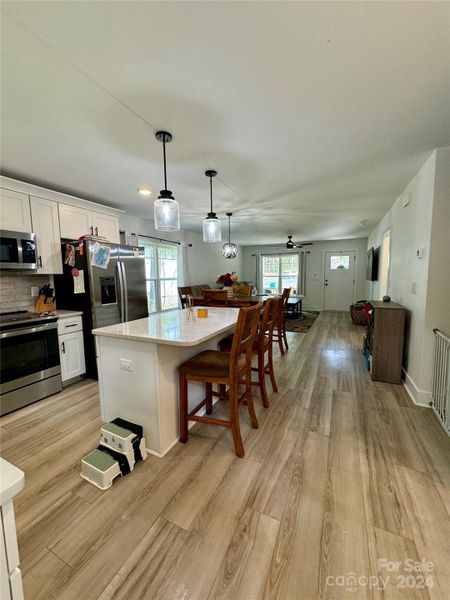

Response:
(324, 251), (356, 310)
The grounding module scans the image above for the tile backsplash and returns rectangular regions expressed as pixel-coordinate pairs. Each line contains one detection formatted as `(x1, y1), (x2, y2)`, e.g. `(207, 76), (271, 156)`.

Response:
(0, 272), (52, 311)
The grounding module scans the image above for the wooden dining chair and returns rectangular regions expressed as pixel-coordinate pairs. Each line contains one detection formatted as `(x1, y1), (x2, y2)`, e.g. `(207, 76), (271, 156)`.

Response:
(233, 284), (252, 296)
(272, 288), (291, 354)
(178, 286), (193, 309)
(178, 303), (261, 457)
(219, 297), (280, 408)
(201, 289), (229, 306)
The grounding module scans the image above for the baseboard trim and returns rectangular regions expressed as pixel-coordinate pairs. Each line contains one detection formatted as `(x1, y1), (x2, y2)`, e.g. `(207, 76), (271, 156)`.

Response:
(402, 369), (432, 407)
(303, 305), (322, 312)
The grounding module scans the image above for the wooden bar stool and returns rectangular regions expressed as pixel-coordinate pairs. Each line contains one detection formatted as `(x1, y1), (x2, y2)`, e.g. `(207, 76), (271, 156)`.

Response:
(178, 286), (193, 309)
(219, 298), (280, 408)
(178, 303), (261, 457)
(272, 288), (291, 354)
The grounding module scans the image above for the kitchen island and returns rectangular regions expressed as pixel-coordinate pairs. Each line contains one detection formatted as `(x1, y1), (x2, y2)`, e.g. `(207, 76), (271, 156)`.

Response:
(92, 307), (239, 457)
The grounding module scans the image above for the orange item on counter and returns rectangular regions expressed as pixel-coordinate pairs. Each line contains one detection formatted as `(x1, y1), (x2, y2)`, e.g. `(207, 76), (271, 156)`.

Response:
(197, 308), (208, 318)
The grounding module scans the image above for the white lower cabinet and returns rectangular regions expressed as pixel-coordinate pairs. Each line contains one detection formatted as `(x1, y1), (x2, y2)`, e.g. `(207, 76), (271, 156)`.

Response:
(58, 316), (86, 383)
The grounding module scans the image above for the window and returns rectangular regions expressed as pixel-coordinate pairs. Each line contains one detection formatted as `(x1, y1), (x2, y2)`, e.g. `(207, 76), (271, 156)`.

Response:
(141, 240), (179, 313)
(330, 255), (350, 270)
(261, 253), (299, 295)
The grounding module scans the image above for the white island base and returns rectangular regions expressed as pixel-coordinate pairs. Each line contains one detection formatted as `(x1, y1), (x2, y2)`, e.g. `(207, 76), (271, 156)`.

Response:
(94, 308), (239, 457)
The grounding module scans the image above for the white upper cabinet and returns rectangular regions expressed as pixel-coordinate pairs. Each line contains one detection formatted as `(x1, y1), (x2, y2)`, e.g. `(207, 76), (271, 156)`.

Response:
(30, 196), (63, 274)
(59, 204), (93, 240)
(0, 189), (32, 232)
(59, 205), (120, 243)
(93, 212), (119, 243)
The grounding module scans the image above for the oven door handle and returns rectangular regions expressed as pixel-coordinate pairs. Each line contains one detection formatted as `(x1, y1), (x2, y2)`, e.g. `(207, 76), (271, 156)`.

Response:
(0, 322), (58, 339)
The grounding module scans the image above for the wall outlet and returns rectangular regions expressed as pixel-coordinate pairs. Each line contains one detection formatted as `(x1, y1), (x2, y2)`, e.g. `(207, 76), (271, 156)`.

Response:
(416, 247), (426, 259)
(31, 286), (39, 298)
(120, 358), (133, 372)
(411, 282), (417, 295)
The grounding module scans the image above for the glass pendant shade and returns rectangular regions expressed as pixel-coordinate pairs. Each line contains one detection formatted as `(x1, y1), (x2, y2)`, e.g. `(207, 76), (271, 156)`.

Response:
(222, 212), (238, 258)
(222, 241), (238, 259)
(154, 130), (180, 232)
(203, 213), (222, 242)
(202, 170), (221, 242)
(154, 192), (180, 231)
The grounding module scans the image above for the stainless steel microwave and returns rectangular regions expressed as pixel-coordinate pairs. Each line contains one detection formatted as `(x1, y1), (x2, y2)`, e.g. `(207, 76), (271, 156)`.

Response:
(0, 230), (37, 269)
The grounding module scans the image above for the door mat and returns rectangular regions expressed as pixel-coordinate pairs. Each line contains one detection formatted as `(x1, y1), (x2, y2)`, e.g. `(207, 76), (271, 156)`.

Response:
(285, 311), (320, 333)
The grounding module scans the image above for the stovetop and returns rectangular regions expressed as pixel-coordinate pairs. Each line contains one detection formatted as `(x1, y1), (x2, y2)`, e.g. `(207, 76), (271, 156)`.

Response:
(0, 310), (57, 329)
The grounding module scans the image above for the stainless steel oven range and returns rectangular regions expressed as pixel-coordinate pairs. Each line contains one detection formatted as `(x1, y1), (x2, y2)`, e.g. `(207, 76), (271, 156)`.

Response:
(0, 311), (62, 416)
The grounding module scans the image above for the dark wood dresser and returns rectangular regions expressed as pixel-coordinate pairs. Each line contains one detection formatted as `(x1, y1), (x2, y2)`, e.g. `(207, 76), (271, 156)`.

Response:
(364, 301), (406, 384)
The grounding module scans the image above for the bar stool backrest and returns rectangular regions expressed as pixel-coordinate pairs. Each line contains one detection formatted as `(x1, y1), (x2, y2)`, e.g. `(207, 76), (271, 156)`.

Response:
(229, 303), (262, 378)
(178, 286), (193, 308)
(262, 297), (281, 346)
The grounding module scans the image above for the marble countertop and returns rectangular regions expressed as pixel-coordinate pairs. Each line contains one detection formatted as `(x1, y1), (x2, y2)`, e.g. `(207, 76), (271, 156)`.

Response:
(0, 458), (25, 505)
(92, 307), (240, 346)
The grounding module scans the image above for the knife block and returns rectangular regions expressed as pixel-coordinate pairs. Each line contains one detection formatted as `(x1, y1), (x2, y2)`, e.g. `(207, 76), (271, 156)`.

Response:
(35, 295), (56, 313)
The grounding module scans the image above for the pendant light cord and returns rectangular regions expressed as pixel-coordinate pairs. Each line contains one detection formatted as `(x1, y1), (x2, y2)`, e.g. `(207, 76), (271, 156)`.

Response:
(228, 215), (231, 243)
(163, 138), (168, 190)
(209, 175), (213, 213)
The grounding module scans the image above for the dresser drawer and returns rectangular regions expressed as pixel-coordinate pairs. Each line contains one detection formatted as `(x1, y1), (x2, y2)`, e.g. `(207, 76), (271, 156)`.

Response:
(57, 315), (83, 335)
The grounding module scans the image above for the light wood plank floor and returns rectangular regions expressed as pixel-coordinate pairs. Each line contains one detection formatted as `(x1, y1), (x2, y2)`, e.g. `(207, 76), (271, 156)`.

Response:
(1, 311), (449, 599)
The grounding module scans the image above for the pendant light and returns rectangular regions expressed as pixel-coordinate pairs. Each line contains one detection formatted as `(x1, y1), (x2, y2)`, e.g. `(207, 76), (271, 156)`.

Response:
(222, 212), (238, 258)
(202, 170), (221, 242)
(154, 131), (180, 231)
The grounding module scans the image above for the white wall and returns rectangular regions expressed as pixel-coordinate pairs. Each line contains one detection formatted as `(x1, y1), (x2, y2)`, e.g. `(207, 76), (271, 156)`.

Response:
(367, 148), (450, 405)
(119, 213), (242, 287)
(241, 238), (368, 311)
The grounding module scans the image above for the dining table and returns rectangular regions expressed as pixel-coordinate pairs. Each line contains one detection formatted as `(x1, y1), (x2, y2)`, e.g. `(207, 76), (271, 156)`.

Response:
(192, 293), (276, 307)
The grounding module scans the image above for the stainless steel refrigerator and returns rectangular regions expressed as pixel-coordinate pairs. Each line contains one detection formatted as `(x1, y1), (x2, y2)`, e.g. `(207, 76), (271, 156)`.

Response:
(54, 238), (148, 378)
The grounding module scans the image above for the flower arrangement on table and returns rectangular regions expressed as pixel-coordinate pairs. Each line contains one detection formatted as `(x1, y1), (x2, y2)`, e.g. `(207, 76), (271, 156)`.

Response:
(216, 272), (239, 289)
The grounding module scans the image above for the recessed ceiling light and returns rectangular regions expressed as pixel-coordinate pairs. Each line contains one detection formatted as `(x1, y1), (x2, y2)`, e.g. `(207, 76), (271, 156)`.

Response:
(138, 188), (152, 197)
(360, 219), (368, 226)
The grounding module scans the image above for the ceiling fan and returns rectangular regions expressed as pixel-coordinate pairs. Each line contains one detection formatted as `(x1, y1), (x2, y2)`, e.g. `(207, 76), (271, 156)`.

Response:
(285, 235), (313, 249)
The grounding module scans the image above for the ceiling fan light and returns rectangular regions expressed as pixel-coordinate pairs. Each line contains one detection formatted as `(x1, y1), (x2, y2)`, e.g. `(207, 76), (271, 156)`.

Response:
(203, 213), (222, 242)
(286, 235), (295, 249)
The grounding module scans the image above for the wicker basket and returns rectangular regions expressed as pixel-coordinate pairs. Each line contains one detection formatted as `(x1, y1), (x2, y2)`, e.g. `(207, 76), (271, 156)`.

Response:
(350, 304), (368, 326)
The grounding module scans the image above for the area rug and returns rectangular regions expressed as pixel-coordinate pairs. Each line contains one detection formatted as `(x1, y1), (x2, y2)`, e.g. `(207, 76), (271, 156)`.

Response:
(285, 311), (320, 333)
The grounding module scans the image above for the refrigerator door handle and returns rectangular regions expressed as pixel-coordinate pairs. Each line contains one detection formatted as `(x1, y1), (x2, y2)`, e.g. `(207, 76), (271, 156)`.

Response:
(121, 262), (129, 322)
(116, 262), (125, 323)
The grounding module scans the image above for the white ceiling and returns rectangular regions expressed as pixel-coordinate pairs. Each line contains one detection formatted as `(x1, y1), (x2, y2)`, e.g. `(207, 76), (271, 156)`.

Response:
(1, 1), (449, 245)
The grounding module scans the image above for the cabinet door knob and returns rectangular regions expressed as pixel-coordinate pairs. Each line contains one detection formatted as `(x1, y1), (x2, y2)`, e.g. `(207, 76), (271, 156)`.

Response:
(95, 226), (98, 236)
(38, 256), (42, 268)
(61, 341), (65, 353)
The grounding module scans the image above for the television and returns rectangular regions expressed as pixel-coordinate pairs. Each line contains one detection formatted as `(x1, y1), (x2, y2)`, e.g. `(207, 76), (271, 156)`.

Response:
(366, 246), (380, 281)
